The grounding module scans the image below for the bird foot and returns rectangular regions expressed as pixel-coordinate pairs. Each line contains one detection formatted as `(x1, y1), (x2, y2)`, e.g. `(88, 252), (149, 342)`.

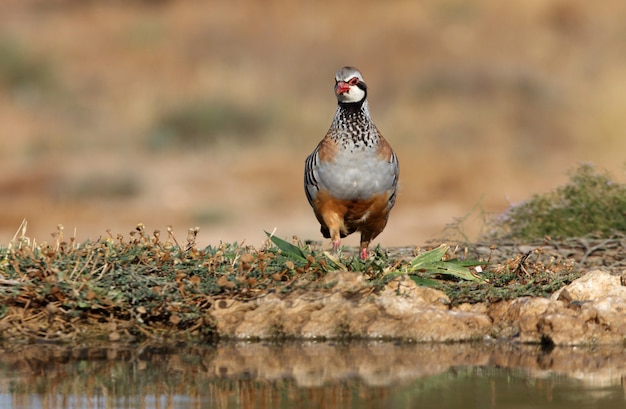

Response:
(332, 239), (341, 253)
(360, 247), (369, 261)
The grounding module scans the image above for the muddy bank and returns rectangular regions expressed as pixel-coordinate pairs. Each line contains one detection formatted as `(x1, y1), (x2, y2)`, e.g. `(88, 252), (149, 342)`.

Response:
(1, 269), (624, 346)
(212, 269), (626, 346)
(1, 236), (624, 346)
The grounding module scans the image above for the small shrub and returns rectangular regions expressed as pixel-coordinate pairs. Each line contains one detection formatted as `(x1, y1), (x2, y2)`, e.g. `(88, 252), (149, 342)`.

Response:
(486, 164), (626, 241)
(147, 99), (271, 150)
(0, 39), (55, 97)
(61, 173), (142, 199)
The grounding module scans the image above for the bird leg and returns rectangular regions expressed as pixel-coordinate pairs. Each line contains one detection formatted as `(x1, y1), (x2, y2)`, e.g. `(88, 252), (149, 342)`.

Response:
(321, 209), (345, 255)
(332, 238), (341, 253)
(359, 246), (369, 261)
(359, 232), (374, 261)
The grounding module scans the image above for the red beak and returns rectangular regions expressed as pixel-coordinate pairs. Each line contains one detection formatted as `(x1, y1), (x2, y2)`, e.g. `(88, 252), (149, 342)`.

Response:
(335, 81), (351, 95)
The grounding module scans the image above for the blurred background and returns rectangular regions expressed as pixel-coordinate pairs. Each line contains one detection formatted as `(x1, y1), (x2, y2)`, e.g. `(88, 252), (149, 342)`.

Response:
(1, 0), (625, 248)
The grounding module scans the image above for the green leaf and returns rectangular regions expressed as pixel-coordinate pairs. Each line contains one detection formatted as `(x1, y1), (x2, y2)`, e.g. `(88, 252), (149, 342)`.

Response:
(408, 276), (442, 287)
(265, 231), (307, 261)
(407, 245), (449, 271)
(390, 244), (485, 282)
(428, 260), (482, 281)
(322, 251), (348, 271)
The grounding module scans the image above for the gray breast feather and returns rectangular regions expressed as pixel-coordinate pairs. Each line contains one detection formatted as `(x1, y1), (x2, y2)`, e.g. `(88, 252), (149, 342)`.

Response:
(305, 148), (398, 203)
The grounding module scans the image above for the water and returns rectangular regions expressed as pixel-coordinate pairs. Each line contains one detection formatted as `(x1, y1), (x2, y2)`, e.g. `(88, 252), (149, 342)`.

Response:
(0, 341), (624, 408)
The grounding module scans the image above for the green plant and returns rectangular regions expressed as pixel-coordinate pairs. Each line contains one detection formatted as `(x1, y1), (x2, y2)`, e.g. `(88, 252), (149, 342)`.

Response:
(266, 232), (486, 287)
(486, 164), (626, 241)
(0, 39), (55, 96)
(62, 173), (142, 199)
(147, 99), (272, 150)
(387, 244), (486, 286)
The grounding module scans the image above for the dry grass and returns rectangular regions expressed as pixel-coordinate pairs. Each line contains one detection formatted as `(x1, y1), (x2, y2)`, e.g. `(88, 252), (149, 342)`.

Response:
(0, 0), (625, 249)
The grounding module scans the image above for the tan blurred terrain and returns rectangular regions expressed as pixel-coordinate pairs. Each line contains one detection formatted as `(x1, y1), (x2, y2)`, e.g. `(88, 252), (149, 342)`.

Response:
(1, 0), (625, 248)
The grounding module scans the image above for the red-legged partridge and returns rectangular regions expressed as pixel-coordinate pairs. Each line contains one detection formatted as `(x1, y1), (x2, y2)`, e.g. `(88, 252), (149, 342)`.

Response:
(304, 66), (399, 260)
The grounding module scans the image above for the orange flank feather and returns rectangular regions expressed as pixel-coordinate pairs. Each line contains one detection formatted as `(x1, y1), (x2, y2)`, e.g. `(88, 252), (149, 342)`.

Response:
(375, 133), (394, 161)
(315, 136), (339, 162)
(312, 189), (391, 254)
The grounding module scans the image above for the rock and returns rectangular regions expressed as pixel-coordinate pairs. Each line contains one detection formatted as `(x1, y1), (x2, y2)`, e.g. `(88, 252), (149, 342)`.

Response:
(475, 270), (626, 345)
(551, 270), (626, 302)
(537, 312), (587, 345)
(580, 295), (626, 341)
(322, 271), (368, 292)
(456, 303), (489, 314)
(208, 269), (626, 345)
(488, 297), (559, 341)
(376, 275), (450, 316)
(299, 293), (380, 339)
(209, 273), (491, 341)
(108, 331), (121, 342)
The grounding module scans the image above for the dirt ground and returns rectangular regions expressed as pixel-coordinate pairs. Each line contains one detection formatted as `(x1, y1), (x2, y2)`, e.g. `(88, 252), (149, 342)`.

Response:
(1, 0), (625, 249)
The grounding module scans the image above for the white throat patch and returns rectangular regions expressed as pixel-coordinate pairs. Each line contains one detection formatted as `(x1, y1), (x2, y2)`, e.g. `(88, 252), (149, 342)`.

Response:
(337, 85), (366, 103)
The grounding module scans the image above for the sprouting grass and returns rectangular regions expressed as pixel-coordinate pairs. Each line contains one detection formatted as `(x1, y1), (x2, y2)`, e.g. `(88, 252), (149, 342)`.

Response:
(266, 233), (486, 284)
(485, 164), (626, 241)
(436, 249), (580, 306)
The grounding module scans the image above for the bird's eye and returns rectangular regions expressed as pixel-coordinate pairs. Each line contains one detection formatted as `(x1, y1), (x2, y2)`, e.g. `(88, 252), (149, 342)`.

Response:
(348, 77), (359, 85)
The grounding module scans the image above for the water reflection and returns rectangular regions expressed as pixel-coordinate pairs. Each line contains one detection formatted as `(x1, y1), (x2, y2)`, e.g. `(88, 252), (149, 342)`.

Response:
(0, 341), (624, 408)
